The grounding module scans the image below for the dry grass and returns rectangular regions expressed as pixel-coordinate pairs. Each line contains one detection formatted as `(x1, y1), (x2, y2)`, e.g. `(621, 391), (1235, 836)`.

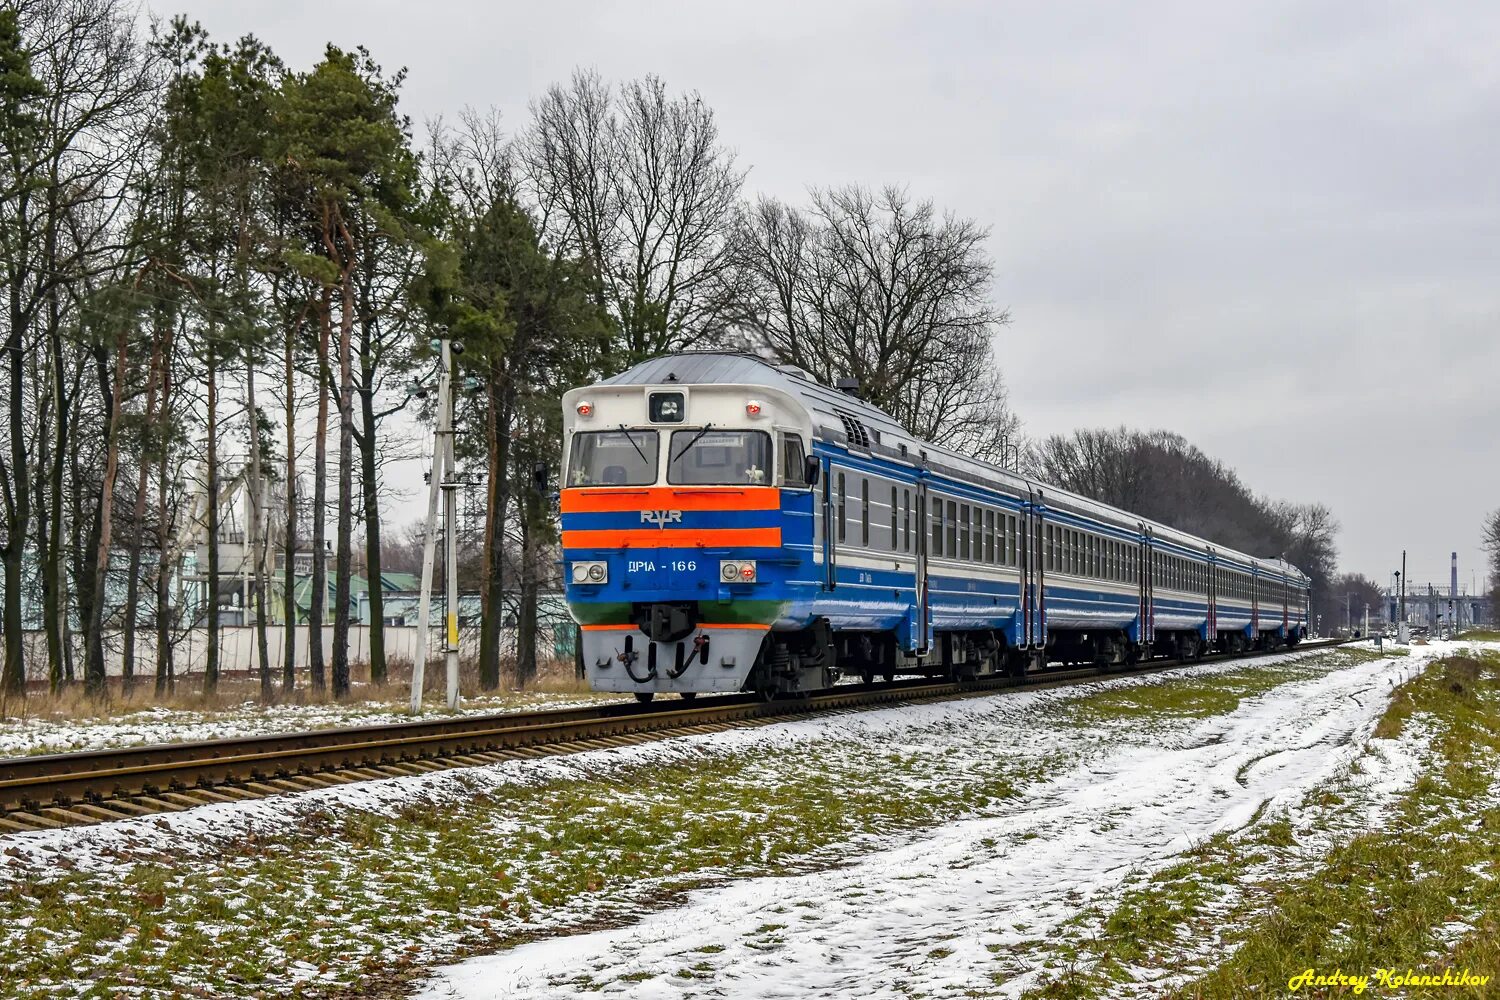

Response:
(0, 655), (591, 726)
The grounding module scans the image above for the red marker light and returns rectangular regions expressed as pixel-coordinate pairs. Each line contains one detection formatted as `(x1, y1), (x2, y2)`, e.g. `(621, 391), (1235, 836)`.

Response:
(741, 564), (756, 580)
(576, 401), (592, 417)
(745, 400), (762, 416)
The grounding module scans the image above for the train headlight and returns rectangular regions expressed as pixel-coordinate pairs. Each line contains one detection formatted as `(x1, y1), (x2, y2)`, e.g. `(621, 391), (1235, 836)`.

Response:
(571, 561), (607, 584)
(720, 560), (757, 582)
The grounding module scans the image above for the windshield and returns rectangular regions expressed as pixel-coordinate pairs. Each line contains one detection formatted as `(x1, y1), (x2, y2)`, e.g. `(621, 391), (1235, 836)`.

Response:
(668, 429), (772, 485)
(566, 430), (659, 486)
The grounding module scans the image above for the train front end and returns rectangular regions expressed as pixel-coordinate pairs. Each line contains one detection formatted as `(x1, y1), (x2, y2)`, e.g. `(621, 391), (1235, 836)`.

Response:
(560, 374), (815, 699)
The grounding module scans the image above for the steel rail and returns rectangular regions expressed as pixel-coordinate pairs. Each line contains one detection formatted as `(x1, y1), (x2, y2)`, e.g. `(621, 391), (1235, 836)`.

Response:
(0, 639), (1347, 831)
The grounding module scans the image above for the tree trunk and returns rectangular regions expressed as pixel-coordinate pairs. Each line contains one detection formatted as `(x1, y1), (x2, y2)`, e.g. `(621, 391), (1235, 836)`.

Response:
(358, 386), (387, 684)
(246, 361), (271, 700)
(1, 214), (31, 697)
(476, 372), (510, 691)
(33, 465), (56, 693)
(122, 323), (165, 693)
(121, 461), (149, 692)
(308, 287), (330, 692)
(358, 389), (386, 685)
(282, 305), (299, 693)
(154, 444), (173, 695)
(43, 320), (69, 690)
(516, 499), (539, 687)
(155, 331), (176, 695)
(73, 466), (104, 690)
(331, 263), (355, 699)
(204, 341), (220, 693)
(85, 335), (129, 697)
(33, 368), (59, 693)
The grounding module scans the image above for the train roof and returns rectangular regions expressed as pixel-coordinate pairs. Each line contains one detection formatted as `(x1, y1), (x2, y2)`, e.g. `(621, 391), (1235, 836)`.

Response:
(598, 352), (1308, 583)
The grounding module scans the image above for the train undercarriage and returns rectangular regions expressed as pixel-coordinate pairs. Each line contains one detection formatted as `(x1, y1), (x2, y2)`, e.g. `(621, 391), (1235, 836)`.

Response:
(719, 620), (1304, 700)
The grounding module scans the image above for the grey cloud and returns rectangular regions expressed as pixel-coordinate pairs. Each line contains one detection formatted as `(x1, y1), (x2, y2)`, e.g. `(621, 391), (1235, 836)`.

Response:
(173, 0), (1500, 587)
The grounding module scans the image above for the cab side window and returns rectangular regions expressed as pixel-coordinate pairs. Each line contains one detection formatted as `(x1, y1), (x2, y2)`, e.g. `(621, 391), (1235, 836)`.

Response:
(782, 434), (807, 486)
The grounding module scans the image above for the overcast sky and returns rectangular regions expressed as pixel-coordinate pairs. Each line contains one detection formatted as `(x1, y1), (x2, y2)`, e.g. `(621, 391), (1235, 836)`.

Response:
(174, 0), (1499, 593)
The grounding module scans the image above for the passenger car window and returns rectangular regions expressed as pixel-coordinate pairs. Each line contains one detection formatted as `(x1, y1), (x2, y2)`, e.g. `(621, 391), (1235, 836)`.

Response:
(861, 479), (870, 546)
(566, 430), (659, 486)
(931, 497), (944, 556)
(837, 472), (847, 542)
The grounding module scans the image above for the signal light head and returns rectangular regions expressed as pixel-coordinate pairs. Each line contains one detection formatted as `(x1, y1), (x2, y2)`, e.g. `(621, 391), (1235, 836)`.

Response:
(720, 559), (758, 583)
(571, 561), (607, 584)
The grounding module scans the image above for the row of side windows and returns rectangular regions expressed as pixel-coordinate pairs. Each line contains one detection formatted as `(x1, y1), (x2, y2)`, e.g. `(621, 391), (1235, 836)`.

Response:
(928, 496), (1022, 566)
(1154, 552), (1210, 595)
(832, 470), (1027, 566)
(831, 469), (1300, 606)
(835, 471), (923, 555)
(1043, 524), (1137, 583)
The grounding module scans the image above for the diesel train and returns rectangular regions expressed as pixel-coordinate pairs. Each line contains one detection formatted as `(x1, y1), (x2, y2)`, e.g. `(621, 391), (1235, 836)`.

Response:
(560, 353), (1311, 701)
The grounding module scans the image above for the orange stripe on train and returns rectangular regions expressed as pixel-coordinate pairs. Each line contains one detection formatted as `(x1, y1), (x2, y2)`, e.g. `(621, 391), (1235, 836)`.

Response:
(561, 486), (780, 514)
(561, 527), (782, 549)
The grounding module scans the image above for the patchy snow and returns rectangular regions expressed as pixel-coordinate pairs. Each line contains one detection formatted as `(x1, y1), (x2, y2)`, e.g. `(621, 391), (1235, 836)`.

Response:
(0, 642), (1361, 867)
(413, 646), (1441, 1000)
(2, 642), (1466, 999)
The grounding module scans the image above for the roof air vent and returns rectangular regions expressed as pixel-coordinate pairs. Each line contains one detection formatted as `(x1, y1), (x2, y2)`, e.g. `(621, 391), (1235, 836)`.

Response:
(835, 377), (861, 398)
(834, 410), (871, 449)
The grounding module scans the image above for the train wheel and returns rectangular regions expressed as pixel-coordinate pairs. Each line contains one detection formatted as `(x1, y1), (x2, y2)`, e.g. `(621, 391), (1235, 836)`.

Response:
(634, 692), (655, 704)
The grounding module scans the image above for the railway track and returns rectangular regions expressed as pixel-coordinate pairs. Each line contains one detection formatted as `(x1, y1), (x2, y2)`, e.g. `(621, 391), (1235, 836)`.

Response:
(0, 639), (1348, 834)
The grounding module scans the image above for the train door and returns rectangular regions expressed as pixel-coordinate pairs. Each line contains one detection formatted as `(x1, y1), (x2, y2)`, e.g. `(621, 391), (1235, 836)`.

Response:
(1250, 570), (1259, 641)
(1138, 526), (1154, 648)
(1206, 548), (1217, 644)
(1282, 575), (1290, 634)
(821, 455), (835, 591)
(1022, 485), (1046, 650)
(1035, 494), (1047, 649)
(1017, 488), (1033, 649)
(915, 477), (930, 655)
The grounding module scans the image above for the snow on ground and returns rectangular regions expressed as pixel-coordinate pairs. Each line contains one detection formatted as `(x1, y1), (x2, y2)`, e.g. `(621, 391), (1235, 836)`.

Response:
(0, 643), (1362, 869)
(0, 688), (625, 758)
(414, 646), (1443, 1000)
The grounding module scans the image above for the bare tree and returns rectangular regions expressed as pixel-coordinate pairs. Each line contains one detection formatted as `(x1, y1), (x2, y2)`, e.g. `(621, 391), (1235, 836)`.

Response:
(1483, 507), (1500, 609)
(522, 69), (745, 359)
(1036, 426), (1342, 623)
(0, 0), (157, 695)
(736, 185), (1017, 461)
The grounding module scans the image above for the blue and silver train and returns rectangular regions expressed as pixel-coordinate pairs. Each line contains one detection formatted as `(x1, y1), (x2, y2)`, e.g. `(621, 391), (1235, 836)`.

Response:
(560, 353), (1311, 701)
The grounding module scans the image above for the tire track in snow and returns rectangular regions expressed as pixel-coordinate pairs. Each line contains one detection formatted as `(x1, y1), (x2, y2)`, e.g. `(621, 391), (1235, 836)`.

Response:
(415, 652), (1423, 1000)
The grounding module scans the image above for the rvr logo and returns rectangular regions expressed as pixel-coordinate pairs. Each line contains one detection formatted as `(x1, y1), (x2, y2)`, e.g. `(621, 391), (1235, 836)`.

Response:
(641, 509), (683, 527)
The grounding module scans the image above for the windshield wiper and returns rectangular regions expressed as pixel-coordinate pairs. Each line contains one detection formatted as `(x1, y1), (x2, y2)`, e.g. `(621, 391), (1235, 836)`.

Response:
(671, 423), (714, 464)
(616, 424), (651, 467)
